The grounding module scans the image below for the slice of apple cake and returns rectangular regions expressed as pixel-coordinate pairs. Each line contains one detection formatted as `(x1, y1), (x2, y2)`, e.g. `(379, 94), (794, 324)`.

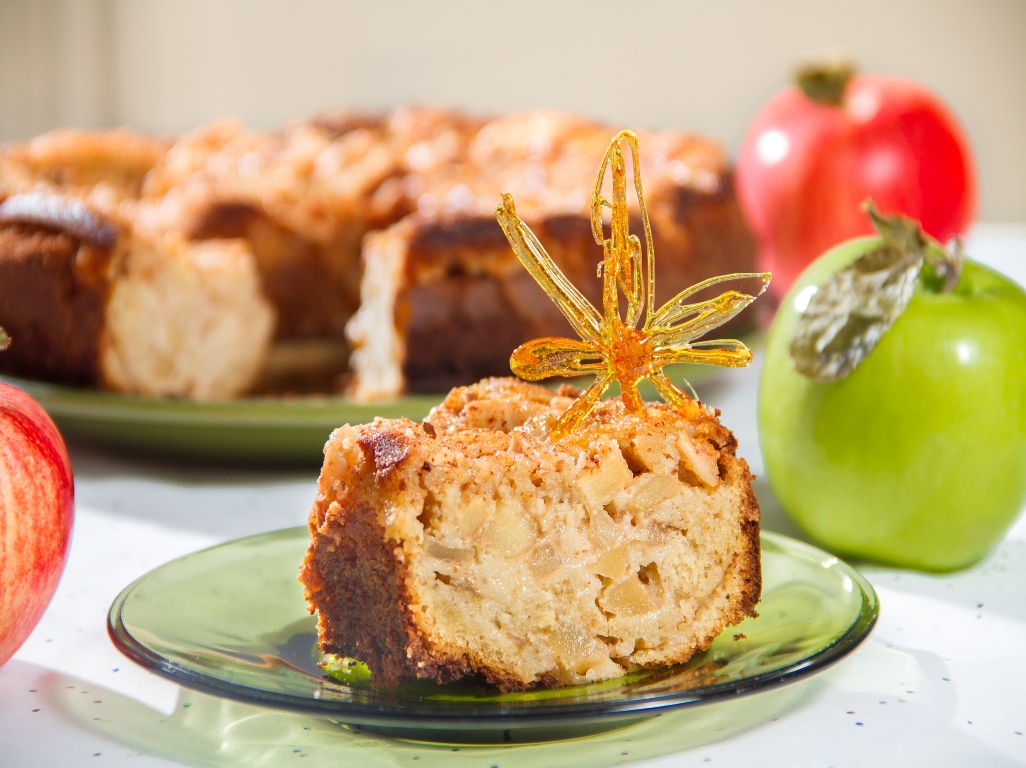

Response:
(300, 377), (760, 691)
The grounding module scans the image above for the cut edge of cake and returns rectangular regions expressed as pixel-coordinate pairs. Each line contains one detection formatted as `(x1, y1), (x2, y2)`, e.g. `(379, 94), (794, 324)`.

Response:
(0, 192), (276, 399)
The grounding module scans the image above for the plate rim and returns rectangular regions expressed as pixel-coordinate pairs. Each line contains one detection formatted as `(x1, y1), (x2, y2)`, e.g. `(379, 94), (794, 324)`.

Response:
(107, 527), (878, 729)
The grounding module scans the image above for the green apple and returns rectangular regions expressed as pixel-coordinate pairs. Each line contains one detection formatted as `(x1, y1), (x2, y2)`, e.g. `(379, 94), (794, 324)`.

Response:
(760, 235), (1026, 571)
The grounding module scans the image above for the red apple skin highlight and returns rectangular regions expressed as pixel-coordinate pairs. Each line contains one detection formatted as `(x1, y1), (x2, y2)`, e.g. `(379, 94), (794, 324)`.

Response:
(0, 382), (74, 666)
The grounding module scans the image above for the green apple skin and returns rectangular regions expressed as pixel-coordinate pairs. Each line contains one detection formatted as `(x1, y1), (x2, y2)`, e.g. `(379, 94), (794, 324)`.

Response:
(760, 237), (1026, 571)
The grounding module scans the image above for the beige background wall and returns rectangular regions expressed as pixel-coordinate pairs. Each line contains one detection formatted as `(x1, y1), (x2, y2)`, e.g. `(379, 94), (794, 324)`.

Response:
(1, 0), (1024, 220)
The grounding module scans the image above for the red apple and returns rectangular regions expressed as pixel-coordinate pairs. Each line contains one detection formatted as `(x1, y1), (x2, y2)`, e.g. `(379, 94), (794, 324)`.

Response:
(736, 60), (975, 300)
(0, 381), (74, 666)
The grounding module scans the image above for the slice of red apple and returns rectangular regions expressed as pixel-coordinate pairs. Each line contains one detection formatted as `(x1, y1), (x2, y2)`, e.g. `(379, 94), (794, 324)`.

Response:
(0, 381), (74, 666)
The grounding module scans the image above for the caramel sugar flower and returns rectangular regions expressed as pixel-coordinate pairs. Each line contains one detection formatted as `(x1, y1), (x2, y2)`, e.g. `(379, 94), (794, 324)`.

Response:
(495, 130), (769, 439)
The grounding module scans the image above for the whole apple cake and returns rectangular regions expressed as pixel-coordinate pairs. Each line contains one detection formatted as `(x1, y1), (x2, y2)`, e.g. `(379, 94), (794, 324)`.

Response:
(299, 377), (761, 690)
(1, 109), (754, 398)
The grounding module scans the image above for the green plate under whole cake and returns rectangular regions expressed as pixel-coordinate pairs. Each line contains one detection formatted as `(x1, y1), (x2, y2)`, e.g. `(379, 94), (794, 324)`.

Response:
(2, 358), (742, 465)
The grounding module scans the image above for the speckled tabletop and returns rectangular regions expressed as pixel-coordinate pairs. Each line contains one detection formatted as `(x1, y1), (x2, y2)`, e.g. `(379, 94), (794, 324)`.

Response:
(2, 225), (1025, 768)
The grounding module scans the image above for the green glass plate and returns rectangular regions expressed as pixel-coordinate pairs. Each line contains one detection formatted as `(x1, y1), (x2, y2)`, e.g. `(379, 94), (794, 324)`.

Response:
(1, 357), (743, 465)
(108, 527), (877, 735)
(0, 375), (440, 464)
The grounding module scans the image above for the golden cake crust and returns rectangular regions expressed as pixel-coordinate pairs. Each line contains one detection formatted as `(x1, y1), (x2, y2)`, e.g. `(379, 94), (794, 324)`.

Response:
(0, 128), (171, 200)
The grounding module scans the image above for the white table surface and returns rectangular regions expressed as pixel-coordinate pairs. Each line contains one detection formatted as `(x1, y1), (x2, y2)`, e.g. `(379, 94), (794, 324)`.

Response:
(2, 225), (1025, 768)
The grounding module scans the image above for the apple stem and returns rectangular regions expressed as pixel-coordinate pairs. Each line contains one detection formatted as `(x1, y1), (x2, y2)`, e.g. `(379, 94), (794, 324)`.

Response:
(864, 201), (963, 294)
(796, 58), (855, 106)
(930, 239), (964, 294)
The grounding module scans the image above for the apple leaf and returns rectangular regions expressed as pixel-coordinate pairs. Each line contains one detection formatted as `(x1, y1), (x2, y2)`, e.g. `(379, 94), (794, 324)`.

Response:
(790, 242), (923, 381)
(789, 203), (962, 382)
(320, 655), (372, 686)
